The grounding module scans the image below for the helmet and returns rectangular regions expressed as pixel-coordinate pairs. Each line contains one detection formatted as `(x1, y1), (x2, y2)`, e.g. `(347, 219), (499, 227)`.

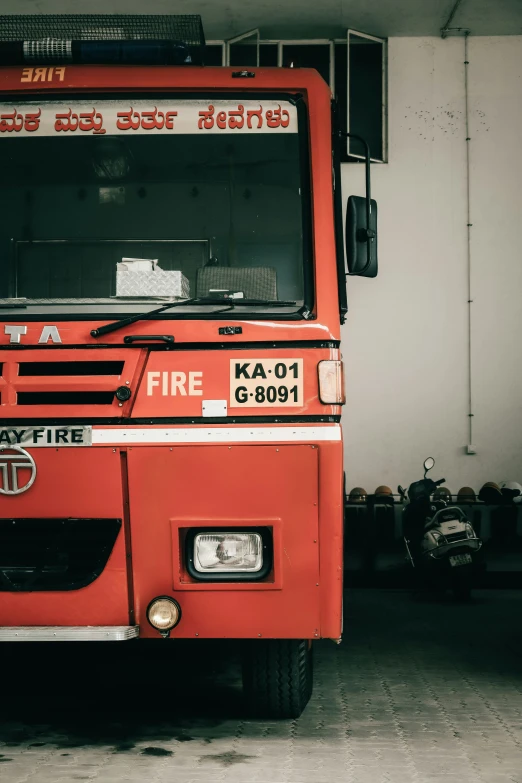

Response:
(478, 481), (502, 504)
(457, 486), (476, 503)
(373, 485), (394, 504)
(499, 481), (522, 503)
(374, 485), (393, 497)
(348, 487), (367, 503)
(433, 486), (452, 503)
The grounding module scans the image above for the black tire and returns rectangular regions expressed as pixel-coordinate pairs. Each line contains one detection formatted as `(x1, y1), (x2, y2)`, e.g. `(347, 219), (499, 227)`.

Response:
(452, 565), (473, 601)
(242, 638), (313, 719)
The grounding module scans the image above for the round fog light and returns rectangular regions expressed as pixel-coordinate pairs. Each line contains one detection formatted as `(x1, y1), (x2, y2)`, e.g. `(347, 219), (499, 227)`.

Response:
(147, 597), (181, 632)
(115, 386), (132, 402)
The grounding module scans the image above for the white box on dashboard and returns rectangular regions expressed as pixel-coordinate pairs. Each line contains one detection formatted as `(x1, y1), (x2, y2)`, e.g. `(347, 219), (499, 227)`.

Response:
(116, 258), (190, 298)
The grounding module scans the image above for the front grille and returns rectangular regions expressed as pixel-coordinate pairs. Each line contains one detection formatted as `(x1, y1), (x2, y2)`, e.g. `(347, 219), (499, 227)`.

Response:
(0, 518), (121, 591)
(0, 348), (141, 417)
(18, 361), (125, 377)
(18, 392), (115, 405)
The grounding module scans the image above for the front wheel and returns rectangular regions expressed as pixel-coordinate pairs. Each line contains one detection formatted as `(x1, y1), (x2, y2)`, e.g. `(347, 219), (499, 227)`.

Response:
(242, 639), (313, 719)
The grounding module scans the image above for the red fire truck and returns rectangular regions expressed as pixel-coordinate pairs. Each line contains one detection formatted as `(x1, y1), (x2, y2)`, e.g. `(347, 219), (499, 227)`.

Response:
(0, 15), (377, 718)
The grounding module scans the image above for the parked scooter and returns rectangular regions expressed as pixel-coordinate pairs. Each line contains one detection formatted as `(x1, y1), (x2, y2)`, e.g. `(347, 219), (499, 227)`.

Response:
(398, 457), (482, 599)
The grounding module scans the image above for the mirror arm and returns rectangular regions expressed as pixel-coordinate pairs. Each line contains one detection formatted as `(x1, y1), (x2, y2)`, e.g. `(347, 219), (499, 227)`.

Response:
(340, 132), (376, 276)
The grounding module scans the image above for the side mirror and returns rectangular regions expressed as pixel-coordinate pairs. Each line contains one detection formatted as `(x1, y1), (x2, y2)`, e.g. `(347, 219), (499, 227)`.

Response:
(346, 195), (378, 277)
(424, 457), (435, 476)
(343, 132), (378, 278)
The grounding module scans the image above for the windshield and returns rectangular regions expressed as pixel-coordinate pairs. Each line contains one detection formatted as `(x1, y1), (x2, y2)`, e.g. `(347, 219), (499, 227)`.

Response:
(0, 97), (310, 317)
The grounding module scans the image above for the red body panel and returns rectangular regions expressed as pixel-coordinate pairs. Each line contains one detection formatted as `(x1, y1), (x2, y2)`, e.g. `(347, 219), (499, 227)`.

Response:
(132, 347), (340, 418)
(0, 448), (129, 625)
(128, 444), (321, 638)
(0, 64), (344, 641)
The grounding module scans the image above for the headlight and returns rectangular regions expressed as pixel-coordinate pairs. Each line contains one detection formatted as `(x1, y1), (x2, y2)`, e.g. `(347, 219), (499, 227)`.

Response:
(465, 523), (475, 539)
(147, 597), (181, 632)
(186, 529), (272, 581)
(194, 532), (263, 573)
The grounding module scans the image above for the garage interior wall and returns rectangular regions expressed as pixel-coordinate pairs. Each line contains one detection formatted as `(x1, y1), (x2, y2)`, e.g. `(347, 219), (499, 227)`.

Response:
(341, 35), (522, 492)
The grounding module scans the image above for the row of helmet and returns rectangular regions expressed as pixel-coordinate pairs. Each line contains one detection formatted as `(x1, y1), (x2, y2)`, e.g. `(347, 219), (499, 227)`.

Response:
(348, 481), (522, 504)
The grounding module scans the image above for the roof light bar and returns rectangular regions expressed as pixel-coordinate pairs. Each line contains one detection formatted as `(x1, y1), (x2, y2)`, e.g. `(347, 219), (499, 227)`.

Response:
(0, 14), (205, 66)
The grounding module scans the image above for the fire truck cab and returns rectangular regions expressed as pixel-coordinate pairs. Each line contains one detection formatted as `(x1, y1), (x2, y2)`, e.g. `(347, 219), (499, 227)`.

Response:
(0, 15), (377, 718)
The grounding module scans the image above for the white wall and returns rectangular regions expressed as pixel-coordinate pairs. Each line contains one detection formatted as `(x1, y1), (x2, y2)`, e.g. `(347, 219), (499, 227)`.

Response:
(341, 35), (522, 495)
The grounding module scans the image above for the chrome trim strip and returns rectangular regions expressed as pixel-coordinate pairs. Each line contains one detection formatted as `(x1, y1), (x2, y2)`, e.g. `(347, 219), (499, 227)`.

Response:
(92, 425), (342, 444)
(0, 626), (139, 641)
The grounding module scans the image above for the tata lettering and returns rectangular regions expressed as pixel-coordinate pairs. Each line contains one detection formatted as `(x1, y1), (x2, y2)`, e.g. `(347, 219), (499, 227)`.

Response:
(3, 325), (62, 344)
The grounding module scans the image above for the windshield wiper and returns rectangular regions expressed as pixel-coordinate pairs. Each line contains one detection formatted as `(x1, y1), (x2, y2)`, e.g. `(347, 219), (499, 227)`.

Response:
(0, 304), (27, 309)
(201, 298), (299, 316)
(90, 297), (298, 338)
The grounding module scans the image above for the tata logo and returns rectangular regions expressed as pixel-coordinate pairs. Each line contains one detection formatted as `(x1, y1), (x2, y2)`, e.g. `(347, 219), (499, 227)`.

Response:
(3, 325), (62, 344)
(0, 446), (37, 495)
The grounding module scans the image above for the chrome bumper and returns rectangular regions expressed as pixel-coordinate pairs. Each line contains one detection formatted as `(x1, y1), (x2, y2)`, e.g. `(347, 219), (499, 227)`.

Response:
(427, 537), (482, 559)
(0, 626), (139, 642)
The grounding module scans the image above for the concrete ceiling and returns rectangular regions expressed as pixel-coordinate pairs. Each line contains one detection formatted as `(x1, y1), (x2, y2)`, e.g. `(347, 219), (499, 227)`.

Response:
(1, 0), (521, 39)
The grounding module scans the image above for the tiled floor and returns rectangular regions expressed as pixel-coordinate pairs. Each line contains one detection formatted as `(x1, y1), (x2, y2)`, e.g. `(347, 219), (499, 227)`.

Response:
(1, 589), (522, 782)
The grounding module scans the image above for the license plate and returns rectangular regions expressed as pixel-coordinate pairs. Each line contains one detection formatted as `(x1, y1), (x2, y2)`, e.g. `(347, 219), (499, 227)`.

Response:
(230, 359), (303, 407)
(449, 553), (472, 567)
(0, 425), (92, 447)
